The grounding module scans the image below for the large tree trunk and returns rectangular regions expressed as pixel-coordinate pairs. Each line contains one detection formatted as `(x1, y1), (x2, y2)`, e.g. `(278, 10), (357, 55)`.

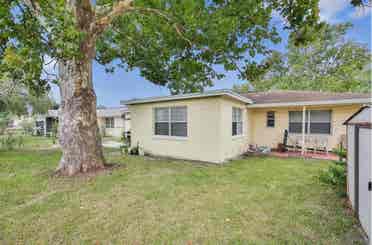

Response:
(56, 59), (105, 176)
(56, 1), (105, 176)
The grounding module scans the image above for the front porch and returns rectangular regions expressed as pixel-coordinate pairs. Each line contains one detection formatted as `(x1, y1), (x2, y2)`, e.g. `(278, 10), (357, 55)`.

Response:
(269, 150), (339, 161)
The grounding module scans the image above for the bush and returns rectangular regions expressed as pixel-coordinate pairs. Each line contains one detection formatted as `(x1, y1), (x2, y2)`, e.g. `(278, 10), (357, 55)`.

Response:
(0, 113), (10, 135)
(19, 119), (35, 135)
(319, 162), (346, 197)
(0, 132), (25, 150)
(0, 133), (17, 150)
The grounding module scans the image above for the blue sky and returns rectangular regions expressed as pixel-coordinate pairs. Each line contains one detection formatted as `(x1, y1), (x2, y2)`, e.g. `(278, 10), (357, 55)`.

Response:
(50, 1), (371, 107)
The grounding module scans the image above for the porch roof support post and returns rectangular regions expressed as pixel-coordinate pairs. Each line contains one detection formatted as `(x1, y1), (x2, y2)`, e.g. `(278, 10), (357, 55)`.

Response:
(301, 106), (306, 155)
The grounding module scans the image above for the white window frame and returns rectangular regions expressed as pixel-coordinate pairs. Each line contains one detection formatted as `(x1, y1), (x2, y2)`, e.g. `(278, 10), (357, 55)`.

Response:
(288, 110), (332, 135)
(232, 107), (243, 137)
(154, 106), (188, 138)
(105, 117), (115, 128)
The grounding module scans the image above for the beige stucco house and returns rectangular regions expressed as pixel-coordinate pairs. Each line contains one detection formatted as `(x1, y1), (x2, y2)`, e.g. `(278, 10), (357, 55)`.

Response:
(124, 90), (371, 163)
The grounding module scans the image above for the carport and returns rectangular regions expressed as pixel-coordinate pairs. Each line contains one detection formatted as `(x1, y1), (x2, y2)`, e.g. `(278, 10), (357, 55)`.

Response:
(344, 106), (371, 244)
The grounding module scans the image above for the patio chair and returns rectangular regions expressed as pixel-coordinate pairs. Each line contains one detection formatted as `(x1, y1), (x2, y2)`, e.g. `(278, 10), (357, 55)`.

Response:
(316, 136), (329, 154)
(287, 135), (297, 152)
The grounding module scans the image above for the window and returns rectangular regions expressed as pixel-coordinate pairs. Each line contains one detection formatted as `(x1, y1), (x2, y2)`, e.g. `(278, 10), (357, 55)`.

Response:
(124, 113), (130, 120)
(309, 110), (331, 134)
(232, 107), (243, 136)
(267, 111), (275, 127)
(289, 110), (331, 134)
(105, 117), (115, 128)
(154, 107), (187, 137)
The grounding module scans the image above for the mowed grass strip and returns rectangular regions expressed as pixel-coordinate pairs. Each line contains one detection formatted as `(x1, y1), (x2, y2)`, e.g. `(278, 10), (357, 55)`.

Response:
(0, 138), (360, 243)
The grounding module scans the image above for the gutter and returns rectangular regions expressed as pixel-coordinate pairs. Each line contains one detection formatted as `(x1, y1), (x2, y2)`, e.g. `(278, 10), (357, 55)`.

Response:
(121, 89), (253, 105)
(246, 98), (372, 108)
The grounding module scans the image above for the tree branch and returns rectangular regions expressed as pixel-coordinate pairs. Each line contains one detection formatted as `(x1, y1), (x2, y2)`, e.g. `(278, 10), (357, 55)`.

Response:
(94, 2), (192, 47)
(94, 0), (134, 33)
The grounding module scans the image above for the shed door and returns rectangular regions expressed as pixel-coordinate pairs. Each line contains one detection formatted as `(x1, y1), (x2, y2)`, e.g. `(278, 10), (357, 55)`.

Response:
(358, 127), (371, 237)
(347, 125), (355, 208)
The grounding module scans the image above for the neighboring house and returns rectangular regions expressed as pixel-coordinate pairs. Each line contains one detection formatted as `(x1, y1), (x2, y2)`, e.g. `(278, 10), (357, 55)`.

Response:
(37, 107), (130, 138)
(97, 107), (130, 137)
(123, 89), (371, 163)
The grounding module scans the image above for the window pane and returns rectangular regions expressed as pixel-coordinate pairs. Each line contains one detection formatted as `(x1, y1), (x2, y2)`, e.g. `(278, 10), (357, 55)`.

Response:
(289, 122), (309, 133)
(105, 117), (114, 128)
(232, 108), (242, 122)
(171, 122), (187, 136)
(171, 107), (187, 122)
(310, 110), (331, 123)
(267, 111), (275, 127)
(310, 123), (331, 134)
(289, 111), (303, 123)
(155, 122), (169, 135)
(155, 108), (169, 122)
(232, 122), (237, 136)
(237, 122), (243, 135)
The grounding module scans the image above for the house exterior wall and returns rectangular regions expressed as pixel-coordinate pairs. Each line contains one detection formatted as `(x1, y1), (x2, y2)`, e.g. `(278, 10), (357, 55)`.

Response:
(249, 104), (363, 150)
(98, 116), (126, 138)
(129, 97), (224, 163)
(219, 97), (250, 161)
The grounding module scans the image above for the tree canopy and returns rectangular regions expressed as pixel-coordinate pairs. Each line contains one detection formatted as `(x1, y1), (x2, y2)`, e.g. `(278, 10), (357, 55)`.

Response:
(0, 76), (56, 116)
(0, 0), (326, 95)
(234, 23), (371, 93)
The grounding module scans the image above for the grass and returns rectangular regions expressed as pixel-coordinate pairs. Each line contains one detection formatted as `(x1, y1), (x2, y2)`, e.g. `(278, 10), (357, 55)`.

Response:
(0, 137), (362, 244)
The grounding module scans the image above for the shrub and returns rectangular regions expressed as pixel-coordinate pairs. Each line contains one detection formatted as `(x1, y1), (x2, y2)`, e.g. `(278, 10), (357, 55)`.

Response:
(0, 113), (10, 135)
(0, 133), (17, 150)
(19, 119), (35, 135)
(319, 162), (346, 197)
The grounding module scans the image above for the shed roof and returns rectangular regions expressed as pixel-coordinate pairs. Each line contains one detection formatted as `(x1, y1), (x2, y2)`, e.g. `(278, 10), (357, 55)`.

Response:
(343, 106), (371, 125)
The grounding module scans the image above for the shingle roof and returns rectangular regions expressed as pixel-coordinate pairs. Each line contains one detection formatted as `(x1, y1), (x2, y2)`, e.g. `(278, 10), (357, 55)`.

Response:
(122, 89), (253, 105)
(240, 90), (371, 104)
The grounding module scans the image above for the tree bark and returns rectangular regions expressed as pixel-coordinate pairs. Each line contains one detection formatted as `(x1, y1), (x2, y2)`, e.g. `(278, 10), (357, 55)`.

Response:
(56, 59), (105, 176)
(56, 0), (105, 176)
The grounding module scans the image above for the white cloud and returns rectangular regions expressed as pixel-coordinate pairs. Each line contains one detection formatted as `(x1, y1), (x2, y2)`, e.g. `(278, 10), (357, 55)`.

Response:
(349, 6), (372, 19)
(319, 0), (349, 22)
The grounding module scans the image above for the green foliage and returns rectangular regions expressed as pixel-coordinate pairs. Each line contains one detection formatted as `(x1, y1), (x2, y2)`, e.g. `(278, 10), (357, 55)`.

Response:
(50, 121), (58, 144)
(0, 112), (10, 135)
(334, 145), (347, 162)
(319, 163), (346, 197)
(235, 23), (371, 93)
(0, 132), (25, 150)
(19, 118), (35, 135)
(1, 0), (324, 94)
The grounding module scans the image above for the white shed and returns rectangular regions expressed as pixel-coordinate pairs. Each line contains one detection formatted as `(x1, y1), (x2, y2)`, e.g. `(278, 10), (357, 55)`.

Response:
(344, 106), (372, 243)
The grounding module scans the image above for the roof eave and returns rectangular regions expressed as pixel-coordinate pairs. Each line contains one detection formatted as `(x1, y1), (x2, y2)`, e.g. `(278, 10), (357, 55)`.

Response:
(121, 90), (253, 105)
(246, 98), (372, 108)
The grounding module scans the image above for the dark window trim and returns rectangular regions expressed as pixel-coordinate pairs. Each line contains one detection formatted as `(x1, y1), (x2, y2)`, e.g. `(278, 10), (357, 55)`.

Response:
(266, 111), (275, 128)
(105, 117), (115, 128)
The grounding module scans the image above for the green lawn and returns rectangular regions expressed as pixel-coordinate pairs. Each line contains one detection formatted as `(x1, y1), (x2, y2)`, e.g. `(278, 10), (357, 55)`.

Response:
(0, 138), (362, 243)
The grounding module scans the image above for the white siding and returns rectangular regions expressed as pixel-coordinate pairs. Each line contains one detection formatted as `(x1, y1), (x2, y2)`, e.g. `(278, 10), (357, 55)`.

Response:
(347, 125), (355, 208)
